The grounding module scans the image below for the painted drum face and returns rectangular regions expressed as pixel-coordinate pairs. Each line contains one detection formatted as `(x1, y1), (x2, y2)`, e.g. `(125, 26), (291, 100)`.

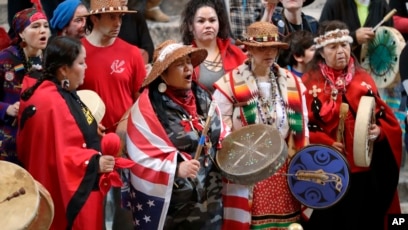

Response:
(360, 26), (405, 88)
(216, 124), (287, 185)
(287, 144), (350, 209)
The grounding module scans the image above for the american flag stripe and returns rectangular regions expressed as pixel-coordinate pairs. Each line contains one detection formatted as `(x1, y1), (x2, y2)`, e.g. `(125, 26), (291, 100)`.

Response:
(126, 90), (178, 229)
(126, 89), (249, 229)
(222, 182), (251, 228)
(129, 170), (172, 198)
(224, 206), (251, 221)
(129, 161), (170, 186)
(223, 196), (250, 210)
(223, 208), (251, 228)
(127, 98), (177, 159)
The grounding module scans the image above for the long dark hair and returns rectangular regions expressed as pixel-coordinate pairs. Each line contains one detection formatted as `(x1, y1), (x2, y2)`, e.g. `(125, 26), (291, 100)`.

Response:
(85, 14), (102, 34)
(180, 0), (230, 44)
(21, 36), (83, 101)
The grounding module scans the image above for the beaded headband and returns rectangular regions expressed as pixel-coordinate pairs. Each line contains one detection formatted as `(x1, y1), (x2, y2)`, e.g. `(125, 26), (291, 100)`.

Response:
(314, 29), (353, 49)
(245, 35), (279, 43)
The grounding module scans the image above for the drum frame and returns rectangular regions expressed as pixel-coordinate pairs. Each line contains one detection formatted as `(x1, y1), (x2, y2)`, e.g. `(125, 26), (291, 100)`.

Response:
(216, 124), (288, 185)
(353, 96), (376, 167)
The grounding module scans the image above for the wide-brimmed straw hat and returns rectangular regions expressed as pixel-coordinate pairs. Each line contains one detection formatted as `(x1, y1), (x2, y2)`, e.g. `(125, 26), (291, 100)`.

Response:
(142, 40), (208, 88)
(82, 0), (136, 16)
(236, 21), (289, 49)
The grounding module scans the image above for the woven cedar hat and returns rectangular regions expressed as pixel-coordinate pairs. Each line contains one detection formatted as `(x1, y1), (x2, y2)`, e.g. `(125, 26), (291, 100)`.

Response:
(236, 21), (289, 49)
(142, 40), (208, 88)
(83, 0), (136, 15)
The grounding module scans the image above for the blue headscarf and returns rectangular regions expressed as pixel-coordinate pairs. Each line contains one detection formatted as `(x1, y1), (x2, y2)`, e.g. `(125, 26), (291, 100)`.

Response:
(50, 0), (82, 31)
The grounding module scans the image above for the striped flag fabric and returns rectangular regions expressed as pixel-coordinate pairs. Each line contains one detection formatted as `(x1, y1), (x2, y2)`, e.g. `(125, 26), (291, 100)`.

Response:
(125, 89), (251, 229)
(222, 182), (251, 229)
(126, 89), (186, 229)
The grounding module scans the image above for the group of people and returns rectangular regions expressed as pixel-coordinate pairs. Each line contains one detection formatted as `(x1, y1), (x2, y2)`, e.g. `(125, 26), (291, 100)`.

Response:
(0, 0), (405, 230)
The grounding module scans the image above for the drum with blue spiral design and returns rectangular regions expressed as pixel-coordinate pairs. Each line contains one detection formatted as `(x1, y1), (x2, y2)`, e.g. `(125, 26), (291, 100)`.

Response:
(287, 144), (350, 209)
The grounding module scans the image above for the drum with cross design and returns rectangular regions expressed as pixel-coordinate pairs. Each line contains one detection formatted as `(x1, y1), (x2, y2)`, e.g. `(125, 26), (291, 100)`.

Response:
(216, 124), (287, 185)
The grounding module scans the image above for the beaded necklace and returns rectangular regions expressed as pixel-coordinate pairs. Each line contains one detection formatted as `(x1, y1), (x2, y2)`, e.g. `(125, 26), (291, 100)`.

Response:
(253, 67), (286, 131)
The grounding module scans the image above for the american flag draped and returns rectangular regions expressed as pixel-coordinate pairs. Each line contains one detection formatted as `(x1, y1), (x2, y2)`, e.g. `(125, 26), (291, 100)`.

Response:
(125, 89), (250, 229)
(125, 89), (182, 229)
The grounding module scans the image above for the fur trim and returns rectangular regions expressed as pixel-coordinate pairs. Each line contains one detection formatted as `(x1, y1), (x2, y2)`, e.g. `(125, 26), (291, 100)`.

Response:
(314, 29), (353, 49)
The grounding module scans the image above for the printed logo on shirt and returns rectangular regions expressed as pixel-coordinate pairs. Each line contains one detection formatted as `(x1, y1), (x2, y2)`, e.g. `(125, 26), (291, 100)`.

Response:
(110, 60), (125, 74)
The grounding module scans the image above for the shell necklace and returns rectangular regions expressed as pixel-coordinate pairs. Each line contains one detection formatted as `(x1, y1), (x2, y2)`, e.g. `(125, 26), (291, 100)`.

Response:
(255, 70), (286, 131)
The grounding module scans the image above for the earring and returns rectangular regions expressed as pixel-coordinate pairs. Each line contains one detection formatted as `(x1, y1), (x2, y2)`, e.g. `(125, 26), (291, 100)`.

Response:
(20, 38), (27, 48)
(158, 82), (167, 93)
(61, 78), (70, 89)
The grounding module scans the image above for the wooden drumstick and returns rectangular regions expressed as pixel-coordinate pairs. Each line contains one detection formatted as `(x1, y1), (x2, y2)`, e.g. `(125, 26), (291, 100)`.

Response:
(372, 9), (397, 32)
(0, 187), (26, 203)
(103, 114), (129, 132)
(174, 102), (216, 188)
(194, 102), (217, 160)
(337, 103), (349, 143)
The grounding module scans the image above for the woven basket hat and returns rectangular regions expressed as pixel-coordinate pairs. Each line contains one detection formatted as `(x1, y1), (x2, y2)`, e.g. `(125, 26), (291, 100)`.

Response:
(83, 0), (136, 15)
(142, 40), (208, 88)
(236, 21), (289, 49)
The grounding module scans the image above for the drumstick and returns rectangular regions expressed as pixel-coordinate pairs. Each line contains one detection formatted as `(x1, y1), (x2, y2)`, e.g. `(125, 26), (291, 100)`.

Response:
(0, 187), (25, 203)
(103, 113), (129, 132)
(194, 101), (217, 160)
(174, 102), (216, 188)
(337, 103), (349, 143)
(372, 9), (397, 32)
